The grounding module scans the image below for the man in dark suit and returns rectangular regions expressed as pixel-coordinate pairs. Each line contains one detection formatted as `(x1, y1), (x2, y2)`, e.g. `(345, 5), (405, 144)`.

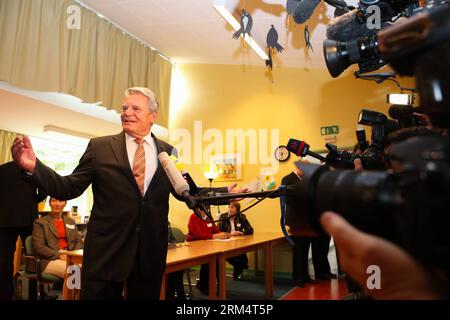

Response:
(282, 165), (336, 287)
(11, 87), (232, 300)
(0, 161), (46, 299)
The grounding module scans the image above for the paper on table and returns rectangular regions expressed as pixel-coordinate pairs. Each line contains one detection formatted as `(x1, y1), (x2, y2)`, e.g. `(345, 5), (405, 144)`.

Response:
(207, 238), (240, 242)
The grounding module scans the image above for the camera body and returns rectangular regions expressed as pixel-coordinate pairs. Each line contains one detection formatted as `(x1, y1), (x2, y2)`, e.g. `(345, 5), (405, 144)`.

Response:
(324, 109), (399, 170)
(324, 2), (450, 77)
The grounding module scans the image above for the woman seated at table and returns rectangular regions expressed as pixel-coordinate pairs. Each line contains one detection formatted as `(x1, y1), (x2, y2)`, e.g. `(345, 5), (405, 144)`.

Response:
(186, 207), (230, 294)
(217, 201), (254, 279)
(32, 197), (84, 279)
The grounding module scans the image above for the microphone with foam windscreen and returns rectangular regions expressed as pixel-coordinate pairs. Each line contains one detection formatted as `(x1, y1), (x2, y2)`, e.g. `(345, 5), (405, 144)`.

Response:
(388, 104), (414, 119)
(326, 9), (376, 41)
(158, 152), (196, 210)
(293, 0), (321, 24)
(286, 138), (327, 162)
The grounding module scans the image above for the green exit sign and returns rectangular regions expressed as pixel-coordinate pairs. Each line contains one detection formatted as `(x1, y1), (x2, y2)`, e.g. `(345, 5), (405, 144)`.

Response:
(321, 125), (339, 136)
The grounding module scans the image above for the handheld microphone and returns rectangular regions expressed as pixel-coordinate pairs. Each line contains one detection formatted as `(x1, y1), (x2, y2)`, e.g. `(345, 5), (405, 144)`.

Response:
(293, 0), (320, 24)
(287, 138), (327, 162)
(158, 152), (196, 209)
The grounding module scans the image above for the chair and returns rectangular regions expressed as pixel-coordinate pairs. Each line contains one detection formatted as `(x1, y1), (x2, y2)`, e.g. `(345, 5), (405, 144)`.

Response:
(169, 227), (193, 298)
(21, 236), (62, 300)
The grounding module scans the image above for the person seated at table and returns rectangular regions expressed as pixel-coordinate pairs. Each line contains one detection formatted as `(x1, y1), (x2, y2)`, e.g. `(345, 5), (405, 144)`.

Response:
(186, 207), (230, 295)
(217, 201), (253, 279)
(32, 197), (84, 279)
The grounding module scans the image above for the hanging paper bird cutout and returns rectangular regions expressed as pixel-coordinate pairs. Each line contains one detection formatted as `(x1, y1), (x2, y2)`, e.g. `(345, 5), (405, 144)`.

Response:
(304, 25), (313, 52)
(232, 9), (253, 40)
(265, 25), (284, 71)
(266, 25), (284, 53)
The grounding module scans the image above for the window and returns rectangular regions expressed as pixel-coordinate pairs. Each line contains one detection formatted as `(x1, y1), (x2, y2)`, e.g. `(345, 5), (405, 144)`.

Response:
(30, 135), (92, 220)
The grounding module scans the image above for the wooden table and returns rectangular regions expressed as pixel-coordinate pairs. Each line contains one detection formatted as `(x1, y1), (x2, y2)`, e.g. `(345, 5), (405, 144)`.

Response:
(160, 242), (220, 300)
(211, 233), (286, 299)
(62, 233), (285, 300)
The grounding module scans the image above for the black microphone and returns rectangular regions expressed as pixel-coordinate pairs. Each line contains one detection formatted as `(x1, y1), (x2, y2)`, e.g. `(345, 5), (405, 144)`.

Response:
(388, 104), (414, 119)
(181, 171), (200, 195)
(326, 9), (375, 41)
(293, 0), (320, 24)
(356, 126), (369, 152)
(286, 138), (327, 162)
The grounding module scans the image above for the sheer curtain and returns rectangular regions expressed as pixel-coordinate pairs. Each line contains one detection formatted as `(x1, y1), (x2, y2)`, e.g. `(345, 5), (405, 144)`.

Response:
(0, 0), (173, 126)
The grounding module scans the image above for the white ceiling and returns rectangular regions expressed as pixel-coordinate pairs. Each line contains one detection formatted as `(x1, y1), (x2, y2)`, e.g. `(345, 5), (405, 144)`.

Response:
(78, 0), (356, 68)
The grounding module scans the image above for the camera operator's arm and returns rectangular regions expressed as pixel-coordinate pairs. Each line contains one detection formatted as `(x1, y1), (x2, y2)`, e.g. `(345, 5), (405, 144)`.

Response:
(320, 211), (439, 300)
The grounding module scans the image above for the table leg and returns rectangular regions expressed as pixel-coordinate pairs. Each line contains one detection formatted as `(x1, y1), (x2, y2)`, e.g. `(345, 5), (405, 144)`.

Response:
(218, 255), (227, 300)
(208, 258), (217, 300)
(264, 243), (273, 299)
(160, 273), (166, 300)
(62, 256), (71, 300)
(254, 249), (259, 274)
(13, 238), (22, 276)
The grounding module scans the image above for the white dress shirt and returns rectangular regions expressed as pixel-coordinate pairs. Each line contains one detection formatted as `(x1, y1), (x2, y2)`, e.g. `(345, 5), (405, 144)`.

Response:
(229, 216), (236, 233)
(125, 132), (158, 195)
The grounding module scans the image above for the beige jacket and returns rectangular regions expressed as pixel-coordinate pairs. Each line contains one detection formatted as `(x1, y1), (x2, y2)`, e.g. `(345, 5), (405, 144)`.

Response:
(32, 214), (84, 271)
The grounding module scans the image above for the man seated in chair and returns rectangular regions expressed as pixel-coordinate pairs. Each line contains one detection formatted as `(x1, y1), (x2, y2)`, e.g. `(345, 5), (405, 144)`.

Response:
(32, 197), (84, 279)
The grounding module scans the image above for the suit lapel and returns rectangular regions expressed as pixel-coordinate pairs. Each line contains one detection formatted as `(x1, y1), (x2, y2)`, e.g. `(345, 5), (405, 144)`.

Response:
(109, 131), (142, 196)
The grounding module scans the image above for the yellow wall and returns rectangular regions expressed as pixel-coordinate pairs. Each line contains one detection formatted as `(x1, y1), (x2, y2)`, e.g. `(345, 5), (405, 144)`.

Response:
(167, 63), (415, 272)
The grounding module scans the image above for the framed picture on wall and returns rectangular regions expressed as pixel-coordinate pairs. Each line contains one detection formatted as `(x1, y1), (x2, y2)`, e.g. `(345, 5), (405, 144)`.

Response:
(211, 153), (243, 182)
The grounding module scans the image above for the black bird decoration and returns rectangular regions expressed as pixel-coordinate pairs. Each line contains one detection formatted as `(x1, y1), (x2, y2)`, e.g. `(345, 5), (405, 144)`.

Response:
(266, 25), (284, 53)
(232, 9), (253, 40)
(304, 25), (313, 52)
(265, 25), (284, 70)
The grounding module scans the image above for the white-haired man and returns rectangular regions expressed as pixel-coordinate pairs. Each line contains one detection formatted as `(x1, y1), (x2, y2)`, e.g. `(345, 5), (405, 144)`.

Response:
(11, 87), (237, 299)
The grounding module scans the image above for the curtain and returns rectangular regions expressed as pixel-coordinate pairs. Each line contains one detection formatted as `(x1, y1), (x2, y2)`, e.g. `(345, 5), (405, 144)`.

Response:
(0, 0), (173, 127)
(0, 129), (20, 165)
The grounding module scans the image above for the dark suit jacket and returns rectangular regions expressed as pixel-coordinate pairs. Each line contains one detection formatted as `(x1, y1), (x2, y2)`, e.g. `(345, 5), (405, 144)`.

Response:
(0, 161), (46, 227)
(281, 172), (317, 236)
(32, 214), (84, 271)
(217, 213), (254, 235)
(28, 131), (177, 283)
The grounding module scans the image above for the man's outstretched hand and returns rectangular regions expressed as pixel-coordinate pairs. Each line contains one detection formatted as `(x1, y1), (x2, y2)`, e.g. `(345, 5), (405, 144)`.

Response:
(11, 136), (37, 173)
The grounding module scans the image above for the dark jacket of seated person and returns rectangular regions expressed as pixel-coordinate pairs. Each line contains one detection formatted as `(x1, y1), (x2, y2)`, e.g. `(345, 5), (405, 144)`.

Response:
(32, 198), (84, 278)
(217, 201), (252, 279)
(217, 201), (253, 236)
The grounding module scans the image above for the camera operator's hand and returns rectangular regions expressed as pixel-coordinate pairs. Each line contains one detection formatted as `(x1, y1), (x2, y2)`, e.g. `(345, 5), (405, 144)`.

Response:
(320, 211), (439, 300)
(413, 112), (433, 130)
(353, 158), (363, 171)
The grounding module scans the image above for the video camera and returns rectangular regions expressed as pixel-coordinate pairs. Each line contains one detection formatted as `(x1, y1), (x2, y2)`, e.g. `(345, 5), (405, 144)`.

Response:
(324, 1), (449, 77)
